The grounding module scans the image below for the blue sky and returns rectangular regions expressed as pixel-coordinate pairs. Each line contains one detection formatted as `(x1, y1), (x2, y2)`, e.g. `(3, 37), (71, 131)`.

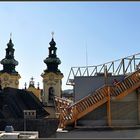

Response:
(0, 2), (140, 90)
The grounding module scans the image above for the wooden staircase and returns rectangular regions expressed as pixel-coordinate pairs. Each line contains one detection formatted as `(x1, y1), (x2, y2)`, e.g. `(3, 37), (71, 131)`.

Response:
(54, 96), (72, 113)
(55, 69), (140, 128)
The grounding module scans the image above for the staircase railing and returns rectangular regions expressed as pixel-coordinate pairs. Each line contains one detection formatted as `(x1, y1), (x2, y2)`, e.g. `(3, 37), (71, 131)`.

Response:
(110, 68), (140, 99)
(55, 85), (110, 128)
(54, 96), (72, 119)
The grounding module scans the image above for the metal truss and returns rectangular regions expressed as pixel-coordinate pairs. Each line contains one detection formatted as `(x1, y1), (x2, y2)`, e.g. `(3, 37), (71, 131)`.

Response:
(66, 53), (140, 85)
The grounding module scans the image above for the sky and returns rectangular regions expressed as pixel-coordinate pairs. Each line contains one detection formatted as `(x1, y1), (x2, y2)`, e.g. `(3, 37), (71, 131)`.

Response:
(0, 2), (140, 90)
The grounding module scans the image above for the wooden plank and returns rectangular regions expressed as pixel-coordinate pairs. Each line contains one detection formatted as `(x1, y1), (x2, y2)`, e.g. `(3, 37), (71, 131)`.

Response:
(81, 101), (88, 110)
(86, 99), (92, 106)
(99, 92), (105, 98)
(125, 79), (132, 87)
(90, 96), (96, 103)
(89, 97), (94, 104)
(107, 87), (111, 126)
(76, 104), (81, 113)
(78, 104), (84, 112)
(113, 90), (119, 96)
(83, 100), (89, 108)
(80, 102), (86, 110)
(95, 94), (100, 101)
(92, 95), (98, 102)
(97, 92), (103, 99)
(115, 81), (140, 100)
(121, 82), (127, 90)
(118, 84), (125, 92)
(128, 78), (135, 85)
(123, 80), (130, 89)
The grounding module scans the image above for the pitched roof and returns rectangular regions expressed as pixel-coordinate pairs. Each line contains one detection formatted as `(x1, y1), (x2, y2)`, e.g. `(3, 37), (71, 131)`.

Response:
(0, 87), (49, 119)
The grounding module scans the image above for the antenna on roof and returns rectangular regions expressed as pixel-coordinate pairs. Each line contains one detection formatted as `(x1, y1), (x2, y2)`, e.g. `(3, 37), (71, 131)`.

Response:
(51, 31), (54, 38)
(85, 40), (88, 67)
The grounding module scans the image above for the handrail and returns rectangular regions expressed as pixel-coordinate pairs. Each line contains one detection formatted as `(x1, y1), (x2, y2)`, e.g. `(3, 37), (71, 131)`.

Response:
(69, 85), (108, 108)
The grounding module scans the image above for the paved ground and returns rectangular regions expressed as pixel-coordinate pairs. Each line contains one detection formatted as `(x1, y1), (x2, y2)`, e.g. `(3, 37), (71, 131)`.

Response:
(51, 127), (140, 138)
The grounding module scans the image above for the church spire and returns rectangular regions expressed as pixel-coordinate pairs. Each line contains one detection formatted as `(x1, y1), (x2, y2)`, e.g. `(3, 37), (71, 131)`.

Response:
(43, 33), (61, 73)
(48, 32), (57, 57)
(0, 36), (18, 74)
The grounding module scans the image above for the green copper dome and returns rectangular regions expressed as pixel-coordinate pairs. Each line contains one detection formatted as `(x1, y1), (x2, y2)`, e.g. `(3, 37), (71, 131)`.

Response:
(44, 57), (61, 65)
(1, 58), (18, 66)
(0, 38), (19, 74)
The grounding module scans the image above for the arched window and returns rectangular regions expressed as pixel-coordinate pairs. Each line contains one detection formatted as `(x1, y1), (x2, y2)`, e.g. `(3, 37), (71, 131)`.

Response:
(48, 87), (55, 102)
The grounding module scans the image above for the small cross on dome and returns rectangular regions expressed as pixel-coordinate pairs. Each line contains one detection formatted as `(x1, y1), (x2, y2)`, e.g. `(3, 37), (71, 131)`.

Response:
(31, 77), (34, 81)
(10, 33), (12, 39)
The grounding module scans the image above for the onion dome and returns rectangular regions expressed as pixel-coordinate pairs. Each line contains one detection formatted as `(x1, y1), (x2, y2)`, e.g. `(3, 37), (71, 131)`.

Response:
(0, 38), (19, 74)
(44, 33), (62, 73)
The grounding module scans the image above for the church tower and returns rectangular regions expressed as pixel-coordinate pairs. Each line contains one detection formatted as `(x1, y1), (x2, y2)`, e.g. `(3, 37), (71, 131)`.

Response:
(0, 37), (21, 89)
(41, 33), (63, 116)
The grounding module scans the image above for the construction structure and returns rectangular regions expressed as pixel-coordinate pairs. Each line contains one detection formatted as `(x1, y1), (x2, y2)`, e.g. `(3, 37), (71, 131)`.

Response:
(55, 53), (140, 128)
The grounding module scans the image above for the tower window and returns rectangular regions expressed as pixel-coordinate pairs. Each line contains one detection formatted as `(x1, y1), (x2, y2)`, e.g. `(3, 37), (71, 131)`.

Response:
(51, 50), (54, 55)
(48, 87), (55, 102)
(9, 52), (12, 56)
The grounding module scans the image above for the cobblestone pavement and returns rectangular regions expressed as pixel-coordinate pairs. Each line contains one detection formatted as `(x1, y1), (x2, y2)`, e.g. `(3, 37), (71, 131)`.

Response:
(52, 128), (140, 138)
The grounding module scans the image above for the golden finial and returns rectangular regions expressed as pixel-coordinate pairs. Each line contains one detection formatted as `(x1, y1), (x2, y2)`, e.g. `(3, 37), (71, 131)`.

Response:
(10, 33), (12, 39)
(51, 31), (54, 38)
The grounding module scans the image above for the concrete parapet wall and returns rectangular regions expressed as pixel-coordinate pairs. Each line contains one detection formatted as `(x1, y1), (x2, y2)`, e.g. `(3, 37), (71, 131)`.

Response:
(0, 118), (59, 138)
(77, 91), (139, 127)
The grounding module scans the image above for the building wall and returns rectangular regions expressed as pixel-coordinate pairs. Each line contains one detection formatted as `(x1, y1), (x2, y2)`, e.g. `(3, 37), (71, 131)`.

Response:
(27, 87), (42, 101)
(0, 118), (59, 138)
(74, 75), (125, 101)
(74, 74), (140, 126)
(0, 73), (21, 89)
(76, 91), (139, 126)
(111, 91), (138, 126)
(42, 72), (63, 106)
(44, 106), (57, 118)
(77, 103), (107, 126)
